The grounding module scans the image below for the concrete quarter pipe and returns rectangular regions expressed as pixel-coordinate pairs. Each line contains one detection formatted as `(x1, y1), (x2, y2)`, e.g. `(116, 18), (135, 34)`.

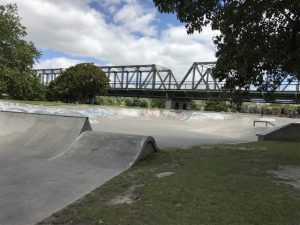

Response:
(0, 111), (158, 225)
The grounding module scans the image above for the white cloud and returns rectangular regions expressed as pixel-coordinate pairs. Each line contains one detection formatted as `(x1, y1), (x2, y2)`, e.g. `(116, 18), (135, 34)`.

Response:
(3, 0), (218, 79)
(34, 57), (84, 69)
(113, 0), (157, 36)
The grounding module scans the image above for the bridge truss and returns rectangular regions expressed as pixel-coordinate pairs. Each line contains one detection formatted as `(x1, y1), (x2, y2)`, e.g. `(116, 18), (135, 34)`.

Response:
(35, 64), (178, 90)
(101, 64), (178, 90)
(35, 62), (300, 103)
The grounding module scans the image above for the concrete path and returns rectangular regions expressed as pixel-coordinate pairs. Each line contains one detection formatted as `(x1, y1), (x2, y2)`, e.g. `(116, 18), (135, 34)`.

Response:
(0, 112), (158, 225)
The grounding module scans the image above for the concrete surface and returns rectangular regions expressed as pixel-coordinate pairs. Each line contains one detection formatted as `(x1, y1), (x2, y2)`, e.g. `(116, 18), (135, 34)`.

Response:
(257, 123), (300, 141)
(91, 115), (268, 148)
(1, 101), (300, 225)
(1, 101), (299, 149)
(0, 111), (158, 225)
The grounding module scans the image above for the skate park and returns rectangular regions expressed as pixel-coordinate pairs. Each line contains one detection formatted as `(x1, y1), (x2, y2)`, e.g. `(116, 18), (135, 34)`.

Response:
(1, 100), (300, 225)
(1, 63), (299, 224)
(0, 107), (158, 225)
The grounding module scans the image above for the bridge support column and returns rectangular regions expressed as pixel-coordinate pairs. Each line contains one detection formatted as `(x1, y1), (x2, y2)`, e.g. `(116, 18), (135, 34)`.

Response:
(165, 95), (191, 110)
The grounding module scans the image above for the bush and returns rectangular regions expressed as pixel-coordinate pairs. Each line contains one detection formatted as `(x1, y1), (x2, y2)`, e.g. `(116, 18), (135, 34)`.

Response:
(151, 98), (165, 108)
(124, 98), (134, 107)
(47, 63), (108, 103)
(190, 101), (203, 111)
(3, 70), (46, 100)
(95, 96), (124, 106)
(204, 101), (229, 112)
(125, 98), (149, 107)
(94, 96), (165, 109)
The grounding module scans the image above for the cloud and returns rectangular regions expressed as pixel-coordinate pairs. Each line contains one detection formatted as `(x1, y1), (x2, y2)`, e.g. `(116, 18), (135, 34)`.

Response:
(34, 57), (84, 69)
(3, 0), (218, 78)
(113, 0), (157, 36)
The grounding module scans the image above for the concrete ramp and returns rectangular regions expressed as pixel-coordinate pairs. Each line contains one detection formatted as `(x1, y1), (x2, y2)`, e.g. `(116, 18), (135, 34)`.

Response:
(257, 123), (300, 141)
(0, 111), (158, 225)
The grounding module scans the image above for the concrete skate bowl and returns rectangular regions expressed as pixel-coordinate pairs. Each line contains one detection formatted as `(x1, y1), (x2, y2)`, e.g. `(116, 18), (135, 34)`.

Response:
(0, 111), (158, 225)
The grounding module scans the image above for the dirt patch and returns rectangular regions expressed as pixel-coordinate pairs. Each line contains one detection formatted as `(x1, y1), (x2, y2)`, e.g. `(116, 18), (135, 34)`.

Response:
(106, 184), (143, 206)
(155, 172), (175, 178)
(235, 147), (267, 151)
(269, 165), (300, 190)
(106, 195), (135, 205)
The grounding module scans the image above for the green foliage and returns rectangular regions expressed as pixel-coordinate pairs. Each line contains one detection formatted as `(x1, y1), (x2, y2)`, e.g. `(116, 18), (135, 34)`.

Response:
(204, 101), (300, 116)
(129, 98), (148, 108)
(95, 96), (165, 108)
(150, 98), (165, 108)
(0, 4), (45, 100)
(153, 0), (300, 90)
(126, 98), (148, 107)
(240, 103), (300, 117)
(95, 96), (124, 106)
(204, 101), (228, 112)
(47, 63), (108, 103)
(190, 100), (204, 111)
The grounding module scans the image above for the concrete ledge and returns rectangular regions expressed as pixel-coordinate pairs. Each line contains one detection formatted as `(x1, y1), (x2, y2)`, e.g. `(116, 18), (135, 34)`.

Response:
(257, 123), (300, 141)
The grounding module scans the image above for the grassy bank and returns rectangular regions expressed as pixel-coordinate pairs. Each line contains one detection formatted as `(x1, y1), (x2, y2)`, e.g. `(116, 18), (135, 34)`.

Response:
(39, 141), (300, 225)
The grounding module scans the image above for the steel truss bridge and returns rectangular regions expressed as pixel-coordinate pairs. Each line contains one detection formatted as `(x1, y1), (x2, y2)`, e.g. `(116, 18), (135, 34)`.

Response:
(35, 62), (300, 103)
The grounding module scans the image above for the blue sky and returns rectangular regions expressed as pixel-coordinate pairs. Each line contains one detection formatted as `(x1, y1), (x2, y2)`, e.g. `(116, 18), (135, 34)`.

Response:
(3, 0), (218, 78)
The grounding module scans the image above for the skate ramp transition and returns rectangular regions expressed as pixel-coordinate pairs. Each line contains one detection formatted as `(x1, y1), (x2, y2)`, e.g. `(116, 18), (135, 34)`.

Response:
(0, 111), (158, 225)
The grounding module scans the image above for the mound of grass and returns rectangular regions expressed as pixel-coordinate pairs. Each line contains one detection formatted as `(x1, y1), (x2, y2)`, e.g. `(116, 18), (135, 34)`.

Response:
(39, 141), (300, 225)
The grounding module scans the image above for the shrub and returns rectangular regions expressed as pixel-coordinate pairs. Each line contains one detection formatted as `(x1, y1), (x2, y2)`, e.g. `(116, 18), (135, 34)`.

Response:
(151, 98), (165, 108)
(204, 101), (229, 112)
(190, 101), (203, 111)
(47, 63), (108, 103)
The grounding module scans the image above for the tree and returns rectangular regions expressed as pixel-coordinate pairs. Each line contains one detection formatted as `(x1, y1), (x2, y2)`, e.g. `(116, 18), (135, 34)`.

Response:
(0, 4), (45, 100)
(204, 100), (229, 112)
(153, 0), (300, 92)
(47, 63), (109, 103)
(151, 98), (166, 108)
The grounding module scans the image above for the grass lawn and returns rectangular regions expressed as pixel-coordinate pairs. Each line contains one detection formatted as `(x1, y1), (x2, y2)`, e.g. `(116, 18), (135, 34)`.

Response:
(39, 141), (300, 225)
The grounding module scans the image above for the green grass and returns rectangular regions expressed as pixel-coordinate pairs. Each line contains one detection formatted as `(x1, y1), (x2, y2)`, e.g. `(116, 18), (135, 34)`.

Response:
(40, 141), (300, 225)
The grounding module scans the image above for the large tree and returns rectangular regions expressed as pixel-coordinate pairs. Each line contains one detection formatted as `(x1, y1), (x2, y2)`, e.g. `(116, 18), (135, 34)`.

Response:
(47, 63), (109, 103)
(0, 4), (45, 100)
(153, 0), (300, 91)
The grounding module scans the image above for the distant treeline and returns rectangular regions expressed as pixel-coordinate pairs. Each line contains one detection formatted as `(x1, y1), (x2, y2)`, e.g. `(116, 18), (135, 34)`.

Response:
(193, 101), (300, 117)
(95, 96), (165, 109)
(94, 96), (300, 117)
